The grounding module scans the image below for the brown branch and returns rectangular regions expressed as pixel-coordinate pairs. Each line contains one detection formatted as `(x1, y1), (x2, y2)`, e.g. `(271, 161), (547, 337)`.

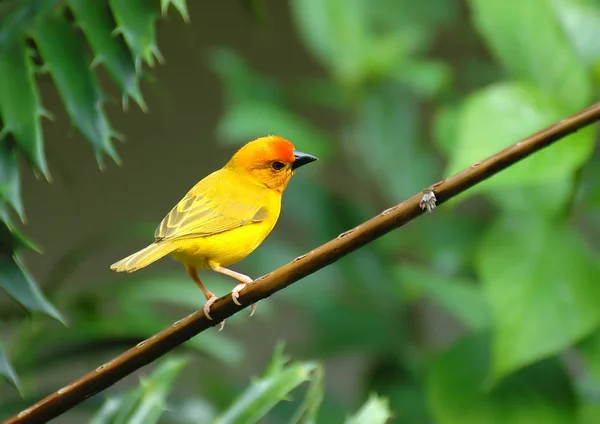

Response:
(5, 102), (600, 424)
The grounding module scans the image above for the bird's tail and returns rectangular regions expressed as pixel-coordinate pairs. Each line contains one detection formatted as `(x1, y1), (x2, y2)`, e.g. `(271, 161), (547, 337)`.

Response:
(110, 242), (177, 273)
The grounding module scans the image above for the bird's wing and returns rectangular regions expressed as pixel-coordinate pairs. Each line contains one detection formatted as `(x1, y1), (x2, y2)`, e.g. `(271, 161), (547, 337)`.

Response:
(154, 171), (268, 241)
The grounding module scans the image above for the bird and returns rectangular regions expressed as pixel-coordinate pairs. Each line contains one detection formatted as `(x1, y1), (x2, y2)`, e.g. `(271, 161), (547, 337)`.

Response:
(110, 135), (317, 329)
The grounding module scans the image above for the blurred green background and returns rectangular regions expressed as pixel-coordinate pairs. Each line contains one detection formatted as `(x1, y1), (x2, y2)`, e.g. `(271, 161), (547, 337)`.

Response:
(1, 0), (600, 422)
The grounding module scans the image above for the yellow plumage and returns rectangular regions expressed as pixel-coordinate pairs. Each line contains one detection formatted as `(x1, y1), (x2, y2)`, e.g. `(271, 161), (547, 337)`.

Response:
(110, 168), (280, 272)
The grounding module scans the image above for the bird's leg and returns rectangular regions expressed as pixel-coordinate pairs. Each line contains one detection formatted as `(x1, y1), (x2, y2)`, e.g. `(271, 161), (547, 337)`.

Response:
(185, 265), (224, 330)
(210, 264), (257, 316)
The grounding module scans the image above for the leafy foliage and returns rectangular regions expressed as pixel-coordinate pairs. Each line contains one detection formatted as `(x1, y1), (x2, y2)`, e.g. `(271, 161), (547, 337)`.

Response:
(477, 216), (600, 380)
(1, 0), (600, 422)
(90, 355), (188, 424)
(0, 0), (186, 388)
(427, 334), (577, 424)
(89, 345), (376, 424)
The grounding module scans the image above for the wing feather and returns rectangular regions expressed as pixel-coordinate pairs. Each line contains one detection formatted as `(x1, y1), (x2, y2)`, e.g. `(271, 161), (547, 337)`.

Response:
(154, 170), (268, 241)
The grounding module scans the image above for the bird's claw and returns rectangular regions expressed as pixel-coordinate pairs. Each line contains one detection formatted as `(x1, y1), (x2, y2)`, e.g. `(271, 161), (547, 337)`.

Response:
(231, 279), (257, 316)
(203, 295), (226, 330)
(231, 284), (244, 306)
(203, 295), (218, 320)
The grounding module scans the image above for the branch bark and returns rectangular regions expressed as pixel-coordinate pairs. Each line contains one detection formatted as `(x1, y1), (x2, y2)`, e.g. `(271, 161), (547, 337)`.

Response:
(5, 102), (600, 424)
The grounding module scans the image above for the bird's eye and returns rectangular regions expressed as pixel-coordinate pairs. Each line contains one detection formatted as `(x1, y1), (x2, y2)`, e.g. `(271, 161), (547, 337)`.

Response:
(271, 161), (286, 171)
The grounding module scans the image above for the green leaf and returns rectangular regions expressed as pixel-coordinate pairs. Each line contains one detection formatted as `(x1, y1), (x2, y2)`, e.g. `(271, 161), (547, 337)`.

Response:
(427, 334), (576, 424)
(217, 101), (332, 160)
(67, 0), (146, 111)
(0, 142), (24, 220)
(0, 339), (19, 391)
(553, 0), (600, 68)
(29, 12), (119, 167)
(0, 219), (39, 253)
(262, 341), (288, 377)
(0, 37), (48, 178)
(476, 216), (600, 380)
(469, 0), (592, 110)
(288, 365), (324, 424)
(90, 356), (188, 424)
(215, 345), (320, 424)
(122, 356), (188, 424)
(396, 264), (490, 331)
(447, 83), (595, 197)
(109, 0), (162, 71)
(344, 394), (392, 424)
(0, 201), (10, 226)
(160, 0), (189, 22)
(0, 255), (64, 323)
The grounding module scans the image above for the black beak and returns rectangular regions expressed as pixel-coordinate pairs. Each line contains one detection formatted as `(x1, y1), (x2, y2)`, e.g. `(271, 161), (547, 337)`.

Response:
(291, 150), (318, 170)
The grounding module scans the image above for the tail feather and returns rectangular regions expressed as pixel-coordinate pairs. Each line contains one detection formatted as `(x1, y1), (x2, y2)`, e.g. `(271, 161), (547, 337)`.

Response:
(110, 242), (176, 273)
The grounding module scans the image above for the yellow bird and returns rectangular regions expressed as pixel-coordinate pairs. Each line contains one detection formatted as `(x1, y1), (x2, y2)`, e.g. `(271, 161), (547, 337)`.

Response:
(110, 135), (317, 326)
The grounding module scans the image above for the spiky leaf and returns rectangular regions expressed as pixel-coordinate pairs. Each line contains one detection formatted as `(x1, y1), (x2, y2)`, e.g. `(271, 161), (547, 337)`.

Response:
(0, 143), (24, 220)
(90, 356), (188, 424)
(215, 344), (320, 424)
(30, 12), (119, 166)
(109, 0), (162, 71)
(0, 254), (64, 323)
(0, 339), (19, 391)
(289, 365), (324, 424)
(0, 38), (48, 178)
(160, 0), (189, 22)
(67, 0), (146, 110)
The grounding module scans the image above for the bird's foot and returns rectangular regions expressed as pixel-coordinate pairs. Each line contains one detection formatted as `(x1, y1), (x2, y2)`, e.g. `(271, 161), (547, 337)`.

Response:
(231, 275), (257, 316)
(203, 294), (225, 331)
(203, 294), (217, 319)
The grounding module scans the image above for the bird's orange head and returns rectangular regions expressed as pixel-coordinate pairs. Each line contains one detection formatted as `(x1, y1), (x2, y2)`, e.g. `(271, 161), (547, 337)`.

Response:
(225, 135), (318, 192)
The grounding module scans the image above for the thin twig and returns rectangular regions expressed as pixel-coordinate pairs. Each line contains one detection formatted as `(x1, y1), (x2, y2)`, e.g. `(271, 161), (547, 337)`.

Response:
(5, 102), (600, 424)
